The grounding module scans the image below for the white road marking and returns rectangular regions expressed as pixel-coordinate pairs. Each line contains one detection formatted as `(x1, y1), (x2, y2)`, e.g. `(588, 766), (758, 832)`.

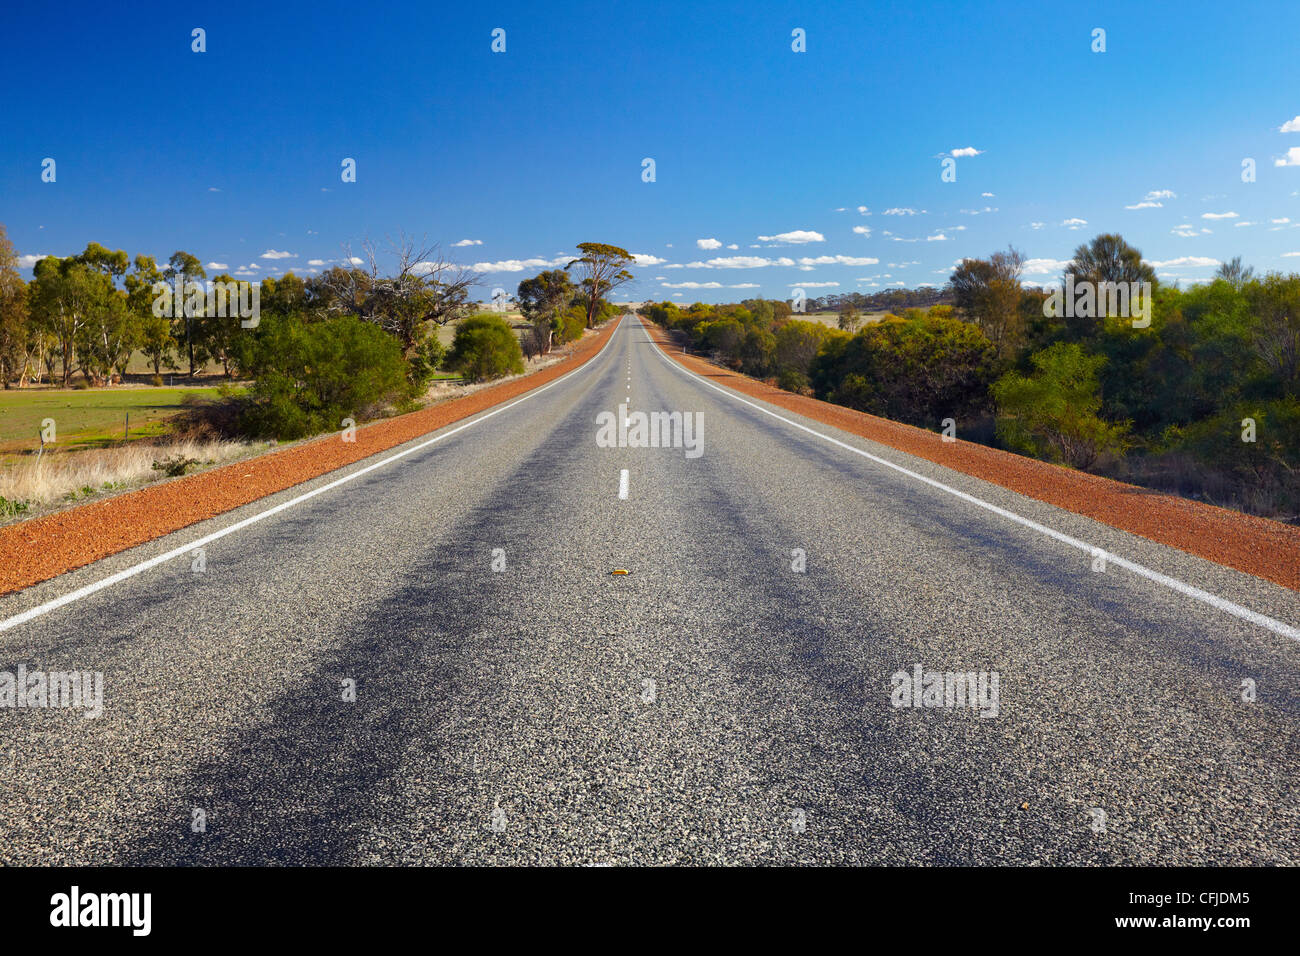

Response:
(0, 319), (631, 634)
(640, 319), (1300, 642)
(618, 469), (630, 500)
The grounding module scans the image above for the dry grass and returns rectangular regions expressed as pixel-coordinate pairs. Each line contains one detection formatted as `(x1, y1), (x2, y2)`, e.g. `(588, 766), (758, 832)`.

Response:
(0, 439), (263, 517)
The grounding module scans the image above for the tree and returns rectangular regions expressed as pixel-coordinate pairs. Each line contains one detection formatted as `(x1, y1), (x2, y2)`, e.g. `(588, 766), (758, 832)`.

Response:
(950, 246), (1025, 357)
(126, 255), (174, 377)
(29, 256), (105, 385)
(315, 235), (474, 348)
(991, 342), (1129, 469)
(1216, 256), (1255, 291)
(567, 243), (634, 328)
(1247, 272), (1300, 396)
(164, 251), (207, 377)
(838, 303), (862, 332)
(516, 269), (574, 357)
(0, 225), (28, 388)
(446, 313), (525, 382)
(774, 319), (836, 383)
(1062, 234), (1157, 338)
(76, 243), (136, 384)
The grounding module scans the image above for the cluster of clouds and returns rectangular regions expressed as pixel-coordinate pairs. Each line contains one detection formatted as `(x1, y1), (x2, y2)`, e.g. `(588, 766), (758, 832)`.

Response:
(1277, 115), (1300, 166)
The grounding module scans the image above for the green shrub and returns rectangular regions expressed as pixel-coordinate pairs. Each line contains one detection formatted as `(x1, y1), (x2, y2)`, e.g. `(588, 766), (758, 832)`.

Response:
(447, 313), (525, 382)
(811, 315), (996, 426)
(992, 342), (1129, 470)
(556, 305), (587, 345)
(152, 455), (199, 477)
(238, 313), (412, 440)
(0, 495), (29, 517)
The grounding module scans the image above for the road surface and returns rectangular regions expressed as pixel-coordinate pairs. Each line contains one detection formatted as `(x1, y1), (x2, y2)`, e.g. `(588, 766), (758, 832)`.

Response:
(1, 316), (1297, 865)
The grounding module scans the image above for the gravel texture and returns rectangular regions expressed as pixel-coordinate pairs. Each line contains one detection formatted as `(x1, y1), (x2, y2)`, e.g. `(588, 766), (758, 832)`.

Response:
(0, 316), (1296, 866)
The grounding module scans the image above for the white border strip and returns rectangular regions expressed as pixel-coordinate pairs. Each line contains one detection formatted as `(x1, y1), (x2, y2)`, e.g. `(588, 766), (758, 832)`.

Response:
(641, 319), (1300, 642)
(0, 318), (625, 634)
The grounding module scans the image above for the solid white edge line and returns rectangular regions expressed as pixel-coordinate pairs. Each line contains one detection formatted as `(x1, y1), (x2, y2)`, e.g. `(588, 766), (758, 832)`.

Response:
(638, 318), (1300, 642)
(0, 317), (629, 634)
(618, 469), (630, 500)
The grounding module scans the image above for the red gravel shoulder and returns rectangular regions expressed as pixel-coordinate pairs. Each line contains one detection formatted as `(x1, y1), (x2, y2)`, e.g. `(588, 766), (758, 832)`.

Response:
(645, 321), (1300, 591)
(0, 324), (616, 596)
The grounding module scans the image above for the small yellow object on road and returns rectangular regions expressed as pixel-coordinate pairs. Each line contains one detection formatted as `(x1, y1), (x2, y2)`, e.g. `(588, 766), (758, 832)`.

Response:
(611, 569), (630, 575)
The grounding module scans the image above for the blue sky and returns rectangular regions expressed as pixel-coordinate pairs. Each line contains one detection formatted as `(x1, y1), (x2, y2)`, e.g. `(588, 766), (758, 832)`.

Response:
(4, 0), (1300, 303)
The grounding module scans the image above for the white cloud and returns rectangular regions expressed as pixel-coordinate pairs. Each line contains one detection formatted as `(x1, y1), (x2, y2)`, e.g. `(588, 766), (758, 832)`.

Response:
(1029, 222), (1046, 230)
(1125, 200), (1162, 209)
(796, 255), (879, 266)
(1280, 116), (1300, 133)
(1202, 211), (1238, 219)
(696, 238), (723, 250)
(727, 243), (738, 250)
(883, 208), (922, 216)
(1171, 224), (1210, 238)
(926, 233), (950, 241)
(948, 147), (983, 158)
(1275, 147), (1300, 167)
(18, 254), (53, 268)
(756, 230), (825, 243)
(1145, 189), (1177, 200)
(790, 282), (840, 288)
(852, 225), (872, 236)
(1148, 256), (1220, 268)
(307, 259), (326, 266)
(208, 187), (221, 193)
(259, 249), (295, 259)
(632, 253), (666, 266)
(857, 206), (871, 215)
(348, 256), (364, 265)
(205, 262), (228, 270)
(1273, 217), (1292, 224)
(1283, 252), (1300, 258)
(1022, 258), (1072, 275)
(463, 256), (568, 273)
(981, 192), (995, 198)
(451, 239), (483, 247)
(680, 255), (797, 269)
(1061, 218), (1087, 229)
(1235, 221), (1256, 227)
(660, 281), (760, 289)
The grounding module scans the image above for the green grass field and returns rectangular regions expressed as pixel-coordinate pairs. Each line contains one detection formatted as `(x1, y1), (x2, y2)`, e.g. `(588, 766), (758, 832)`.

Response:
(0, 387), (227, 452)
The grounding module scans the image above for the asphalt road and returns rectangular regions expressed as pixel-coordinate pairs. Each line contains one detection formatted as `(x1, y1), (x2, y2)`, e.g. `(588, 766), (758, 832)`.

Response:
(1, 315), (1298, 865)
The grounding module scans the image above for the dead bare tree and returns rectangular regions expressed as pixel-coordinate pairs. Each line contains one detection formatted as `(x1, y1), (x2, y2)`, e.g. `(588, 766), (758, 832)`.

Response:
(316, 234), (477, 353)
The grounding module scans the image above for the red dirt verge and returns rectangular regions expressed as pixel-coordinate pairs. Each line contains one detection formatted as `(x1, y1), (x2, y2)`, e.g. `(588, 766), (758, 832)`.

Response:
(0, 322), (617, 597)
(645, 321), (1300, 591)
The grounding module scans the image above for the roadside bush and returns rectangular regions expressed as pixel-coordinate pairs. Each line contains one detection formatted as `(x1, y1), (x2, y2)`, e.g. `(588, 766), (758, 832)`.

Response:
(992, 342), (1129, 470)
(238, 313), (412, 440)
(556, 305), (587, 345)
(406, 333), (447, 389)
(813, 315), (997, 427)
(447, 313), (525, 382)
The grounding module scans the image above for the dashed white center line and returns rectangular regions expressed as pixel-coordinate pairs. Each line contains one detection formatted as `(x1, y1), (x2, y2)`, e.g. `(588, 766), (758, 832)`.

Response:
(618, 469), (629, 500)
